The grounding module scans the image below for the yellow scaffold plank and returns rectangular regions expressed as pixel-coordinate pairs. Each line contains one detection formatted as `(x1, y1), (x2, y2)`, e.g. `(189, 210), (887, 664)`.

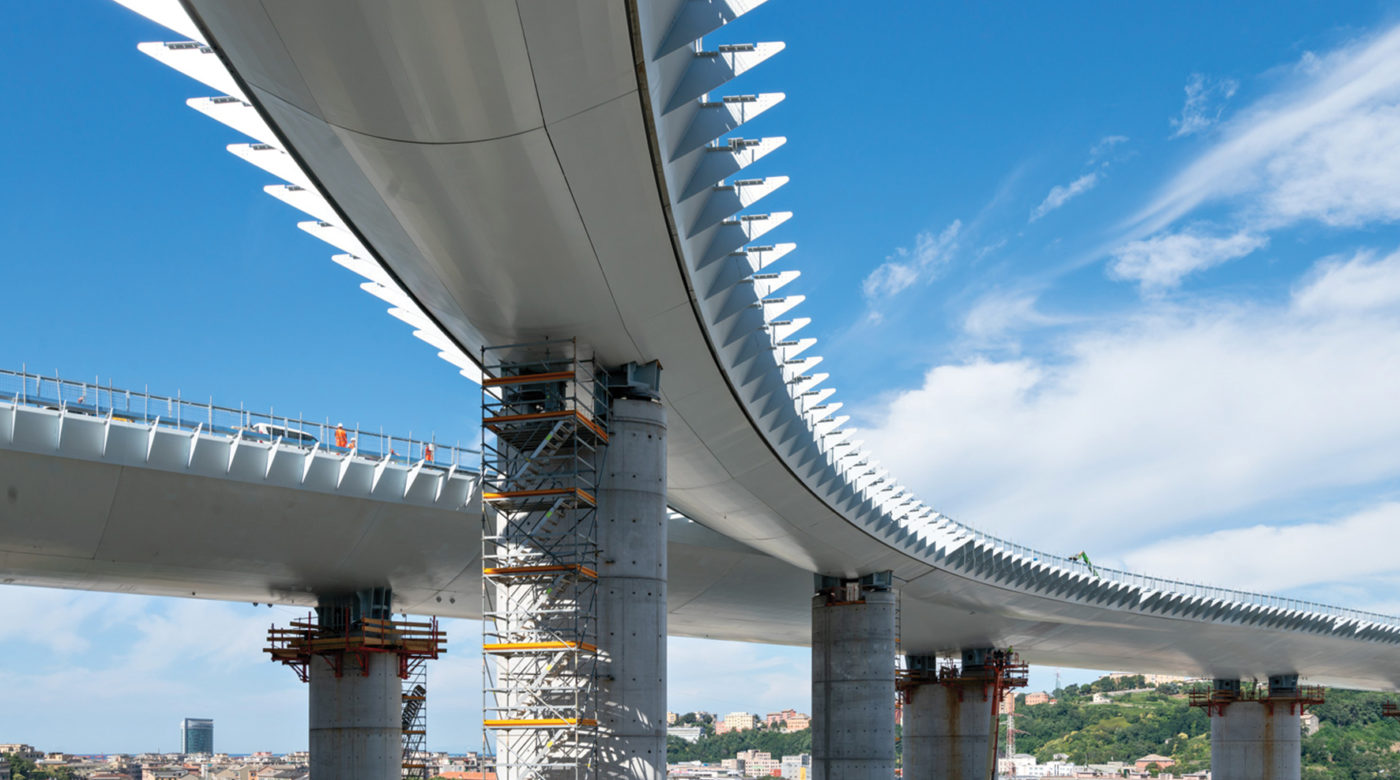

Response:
(482, 370), (577, 387)
(484, 718), (598, 728)
(484, 409), (609, 442)
(482, 640), (598, 653)
(482, 486), (596, 506)
(483, 564), (599, 579)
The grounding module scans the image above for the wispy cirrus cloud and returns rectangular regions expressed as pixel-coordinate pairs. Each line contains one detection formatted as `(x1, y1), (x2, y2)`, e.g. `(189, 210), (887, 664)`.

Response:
(1030, 172), (1100, 222)
(1099, 24), (1400, 295)
(860, 220), (961, 314)
(1109, 227), (1268, 291)
(1089, 135), (1130, 160)
(1134, 23), (1400, 235)
(962, 291), (1068, 342)
(1029, 136), (1130, 224)
(1170, 73), (1240, 138)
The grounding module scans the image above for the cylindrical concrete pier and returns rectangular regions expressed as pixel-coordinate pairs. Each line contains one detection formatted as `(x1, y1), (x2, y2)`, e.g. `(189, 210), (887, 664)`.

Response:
(1211, 701), (1301, 780)
(812, 584), (896, 780)
(597, 397), (668, 780)
(1210, 676), (1303, 780)
(902, 671), (997, 779)
(309, 652), (402, 780)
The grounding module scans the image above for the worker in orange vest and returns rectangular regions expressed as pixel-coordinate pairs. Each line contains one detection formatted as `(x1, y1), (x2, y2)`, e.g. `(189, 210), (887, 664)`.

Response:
(334, 422), (348, 450)
(424, 442), (434, 462)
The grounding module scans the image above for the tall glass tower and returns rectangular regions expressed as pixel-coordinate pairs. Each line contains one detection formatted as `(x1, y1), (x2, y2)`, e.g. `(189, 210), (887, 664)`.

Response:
(180, 718), (214, 754)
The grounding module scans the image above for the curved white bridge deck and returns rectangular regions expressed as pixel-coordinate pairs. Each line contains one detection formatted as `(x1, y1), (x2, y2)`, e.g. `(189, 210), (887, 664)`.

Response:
(49, 0), (1400, 690)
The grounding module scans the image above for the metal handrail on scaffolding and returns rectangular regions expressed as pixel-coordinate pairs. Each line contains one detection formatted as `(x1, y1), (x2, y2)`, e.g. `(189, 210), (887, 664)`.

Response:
(481, 340), (609, 780)
(402, 661), (430, 780)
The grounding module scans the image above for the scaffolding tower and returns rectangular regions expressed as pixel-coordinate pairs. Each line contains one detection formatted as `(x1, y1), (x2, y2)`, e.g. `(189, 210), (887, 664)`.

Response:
(402, 659), (429, 780)
(481, 340), (609, 780)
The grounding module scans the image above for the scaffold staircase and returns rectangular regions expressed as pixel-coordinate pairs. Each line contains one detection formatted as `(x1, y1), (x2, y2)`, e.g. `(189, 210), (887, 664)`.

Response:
(481, 340), (609, 780)
(402, 661), (429, 780)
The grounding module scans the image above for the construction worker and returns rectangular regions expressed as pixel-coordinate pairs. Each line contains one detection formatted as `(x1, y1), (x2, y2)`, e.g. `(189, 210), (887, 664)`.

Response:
(423, 442), (434, 462)
(334, 422), (348, 449)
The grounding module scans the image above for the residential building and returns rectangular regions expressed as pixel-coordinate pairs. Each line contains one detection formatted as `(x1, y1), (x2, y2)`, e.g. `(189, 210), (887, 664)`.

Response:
(1134, 754), (1175, 772)
(1108, 672), (1192, 686)
(0, 746), (41, 761)
(765, 709), (797, 727)
(716, 712), (759, 735)
(779, 753), (810, 780)
(763, 709), (810, 732)
(782, 713), (810, 733)
(0, 756), (9, 780)
(736, 750), (779, 777)
(668, 726), (704, 743)
(181, 718), (214, 754)
(999, 689), (1017, 715)
(667, 711), (679, 725)
(1024, 691), (1053, 706)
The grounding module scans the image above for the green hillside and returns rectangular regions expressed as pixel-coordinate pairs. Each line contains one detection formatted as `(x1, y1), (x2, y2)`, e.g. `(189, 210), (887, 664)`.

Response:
(1012, 678), (1400, 779)
(664, 680), (1400, 779)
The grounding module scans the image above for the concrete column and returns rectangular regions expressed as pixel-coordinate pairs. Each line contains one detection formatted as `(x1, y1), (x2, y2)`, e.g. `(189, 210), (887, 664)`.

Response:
(596, 397), (668, 780)
(901, 651), (999, 780)
(812, 575), (896, 780)
(1210, 676), (1302, 780)
(309, 652), (402, 780)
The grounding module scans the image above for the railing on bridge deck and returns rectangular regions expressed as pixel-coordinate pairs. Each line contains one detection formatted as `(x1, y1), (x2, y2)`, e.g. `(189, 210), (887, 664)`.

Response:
(0, 366), (477, 470)
(959, 528), (1400, 630)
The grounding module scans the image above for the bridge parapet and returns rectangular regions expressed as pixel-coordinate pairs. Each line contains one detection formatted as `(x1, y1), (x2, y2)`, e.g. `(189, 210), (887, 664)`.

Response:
(0, 366), (478, 509)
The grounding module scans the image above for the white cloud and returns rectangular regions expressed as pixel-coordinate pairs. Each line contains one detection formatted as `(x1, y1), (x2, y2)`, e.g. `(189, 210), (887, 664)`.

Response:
(1030, 173), (1100, 222)
(861, 220), (962, 310)
(860, 247), (1400, 554)
(1170, 73), (1239, 138)
(1121, 502), (1400, 594)
(1258, 101), (1400, 227)
(1090, 135), (1130, 161)
(0, 588), (134, 654)
(1135, 23), (1400, 234)
(0, 591), (305, 753)
(668, 637), (808, 715)
(963, 292), (1064, 341)
(1294, 248), (1400, 314)
(1109, 228), (1267, 291)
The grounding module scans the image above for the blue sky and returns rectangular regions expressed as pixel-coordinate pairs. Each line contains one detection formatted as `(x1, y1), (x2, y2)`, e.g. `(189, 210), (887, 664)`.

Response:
(5, 0), (1400, 755)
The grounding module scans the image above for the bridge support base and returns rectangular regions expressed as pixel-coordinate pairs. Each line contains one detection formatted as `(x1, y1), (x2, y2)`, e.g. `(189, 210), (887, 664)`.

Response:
(597, 397), (669, 780)
(811, 573), (896, 780)
(310, 651), (401, 780)
(900, 650), (1018, 780)
(265, 588), (445, 780)
(1197, 676), (1319, 780)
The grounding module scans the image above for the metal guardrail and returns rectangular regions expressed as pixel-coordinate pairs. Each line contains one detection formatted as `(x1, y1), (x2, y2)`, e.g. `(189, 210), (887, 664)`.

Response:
(0, 366), (478, 470)
(950, 518), (1400, 629)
